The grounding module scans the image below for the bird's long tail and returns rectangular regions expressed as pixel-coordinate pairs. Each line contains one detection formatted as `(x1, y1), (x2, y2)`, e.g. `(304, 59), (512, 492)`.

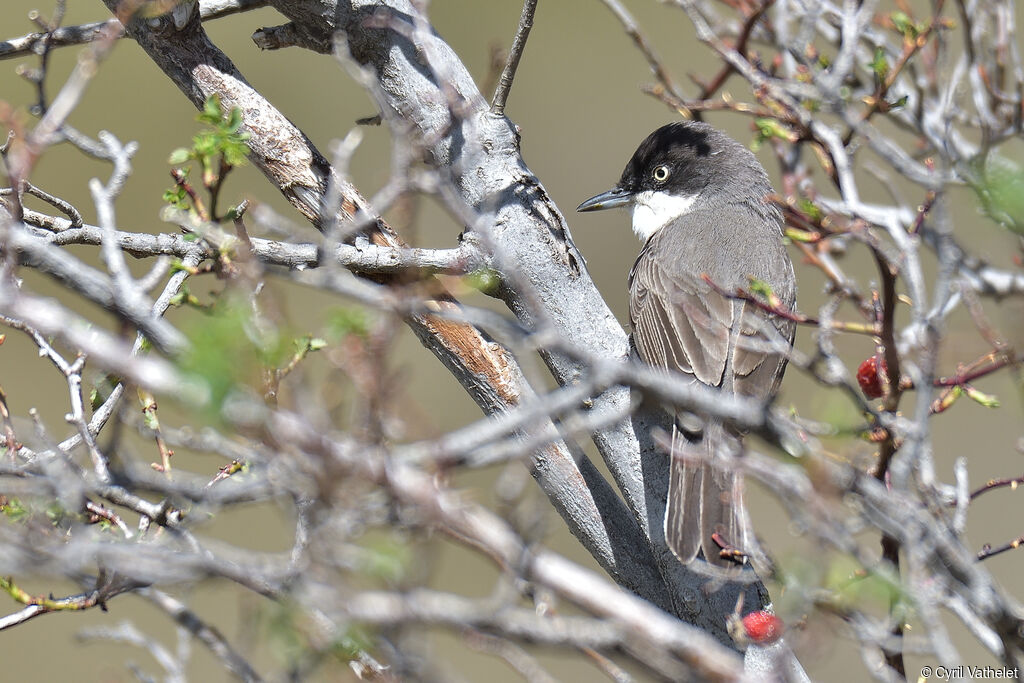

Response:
(664, 418), (750, 566)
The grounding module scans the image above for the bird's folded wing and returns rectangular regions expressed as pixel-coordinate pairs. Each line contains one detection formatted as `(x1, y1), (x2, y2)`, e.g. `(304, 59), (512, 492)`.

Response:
(630, 244), (794, 397)
(628, 252), (732, 385)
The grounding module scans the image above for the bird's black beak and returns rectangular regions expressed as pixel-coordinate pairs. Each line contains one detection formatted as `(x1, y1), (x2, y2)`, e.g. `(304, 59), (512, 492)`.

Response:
(576, 187), (632, 212)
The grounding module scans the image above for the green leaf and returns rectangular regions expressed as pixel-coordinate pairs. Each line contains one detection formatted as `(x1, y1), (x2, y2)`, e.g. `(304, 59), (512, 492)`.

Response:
(90, 374), (121, 410)
(785, 227), (819, 243)
(162, 185), (189, 210)
(199, 93), (223, 124)
(965, 385), (1000, 408)
(748, 277), (774, 298)
(464, 268), (501, 295)
(869, 47), (889, 82)
(169, 258), (195, 275)
(226, 107), (243, 133)
(223, 203), (244, 221)
(751, 118), (795, 151)
(797, 198), (824, 222)
(142, 408), (161, 431)
(890, 11), (918, 40)
(221, 137), (250, 167)
(168, 284), (211, 310)
(970, 155), (1024, 234)
(168, 147), (191, 165)
(937, 385), (963, 412)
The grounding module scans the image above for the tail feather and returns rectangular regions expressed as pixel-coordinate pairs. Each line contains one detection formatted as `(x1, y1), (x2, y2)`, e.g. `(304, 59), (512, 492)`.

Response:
(665, 419), (748, 566)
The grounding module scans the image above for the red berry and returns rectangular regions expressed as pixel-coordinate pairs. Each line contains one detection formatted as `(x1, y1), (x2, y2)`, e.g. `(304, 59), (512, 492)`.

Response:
(741, 611), (784, 644)
(857, 356), (888, 399)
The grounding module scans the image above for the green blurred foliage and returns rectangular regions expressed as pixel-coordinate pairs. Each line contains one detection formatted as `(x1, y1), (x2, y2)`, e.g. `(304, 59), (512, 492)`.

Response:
(774, 552), (911, 625)
(176, 298), (354, 417)
(0, 496), (71, 528)
(971, 155), (1024, 234)
(0, 496), (30, 522)
(325, 307), (372, 341)
(258, 599), (377, 674)
(823, 555), (903, 613)
(177, 296), (287, 411)
(358, 535), (413, 584)
(89, 373), (121, 411)
(869, 47), (890, 83)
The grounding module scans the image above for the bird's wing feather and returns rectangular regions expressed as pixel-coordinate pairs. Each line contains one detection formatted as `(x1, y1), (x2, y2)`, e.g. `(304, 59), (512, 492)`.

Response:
(628, 245), (732, 385)
(733, 301), (796, 398)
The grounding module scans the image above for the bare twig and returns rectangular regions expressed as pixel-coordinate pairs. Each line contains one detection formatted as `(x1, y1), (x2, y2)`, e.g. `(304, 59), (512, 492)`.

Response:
(490, 0), (539, 116)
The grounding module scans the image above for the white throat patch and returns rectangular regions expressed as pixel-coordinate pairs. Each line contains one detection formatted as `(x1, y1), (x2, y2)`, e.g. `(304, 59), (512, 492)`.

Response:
(630, 190), (698, 241)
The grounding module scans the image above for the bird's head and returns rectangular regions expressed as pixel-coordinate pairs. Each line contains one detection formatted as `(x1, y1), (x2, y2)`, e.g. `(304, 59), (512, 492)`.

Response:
(577, 121), (769, 241)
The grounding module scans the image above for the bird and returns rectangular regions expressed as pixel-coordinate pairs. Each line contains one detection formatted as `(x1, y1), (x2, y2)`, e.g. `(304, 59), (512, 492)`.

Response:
(577, 121), (796, 566)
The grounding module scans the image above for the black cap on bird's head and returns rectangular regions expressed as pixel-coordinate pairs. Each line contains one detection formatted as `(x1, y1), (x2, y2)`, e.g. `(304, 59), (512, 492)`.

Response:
(577, 121), (770, 209)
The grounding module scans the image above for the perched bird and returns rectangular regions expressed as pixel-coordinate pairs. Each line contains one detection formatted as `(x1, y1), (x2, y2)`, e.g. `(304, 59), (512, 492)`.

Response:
(577, 121), (796, 566)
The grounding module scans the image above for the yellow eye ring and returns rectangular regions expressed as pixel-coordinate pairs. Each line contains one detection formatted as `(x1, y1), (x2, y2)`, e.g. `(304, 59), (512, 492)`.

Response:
(652, 165), (670, 182)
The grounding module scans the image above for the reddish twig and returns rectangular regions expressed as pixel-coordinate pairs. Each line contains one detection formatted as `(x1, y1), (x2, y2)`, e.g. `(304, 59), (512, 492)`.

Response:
(693, 0), (776, 101)
(170, 168), (208, 222)
(700, 274), (879, 335)
(977, 534), (1024, 562)
(934, 351), (1023, 388)
(84, 500), (131, 537)
(641, 84), (773, 119)
(970, 475), (1024, 501)
(907, 190), (937, 236)
(869, 248), (906, 678)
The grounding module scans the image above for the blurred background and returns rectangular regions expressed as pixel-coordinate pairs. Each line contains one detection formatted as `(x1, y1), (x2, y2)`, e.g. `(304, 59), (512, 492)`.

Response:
(1, 1), (1022, 680)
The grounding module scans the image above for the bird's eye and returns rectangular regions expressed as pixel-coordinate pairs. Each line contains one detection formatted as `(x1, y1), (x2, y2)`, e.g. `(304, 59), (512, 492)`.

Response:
(652, 165), (670, 182)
